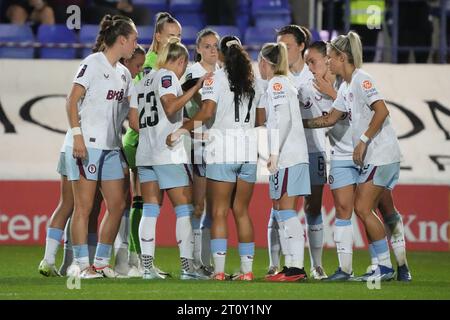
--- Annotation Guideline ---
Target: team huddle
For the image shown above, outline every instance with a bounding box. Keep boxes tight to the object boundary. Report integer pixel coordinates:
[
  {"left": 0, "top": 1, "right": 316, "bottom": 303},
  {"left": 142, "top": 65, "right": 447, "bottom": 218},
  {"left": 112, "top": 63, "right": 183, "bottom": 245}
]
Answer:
[{"left": 38, "top": 12, "right": 412, "bottom": 282}]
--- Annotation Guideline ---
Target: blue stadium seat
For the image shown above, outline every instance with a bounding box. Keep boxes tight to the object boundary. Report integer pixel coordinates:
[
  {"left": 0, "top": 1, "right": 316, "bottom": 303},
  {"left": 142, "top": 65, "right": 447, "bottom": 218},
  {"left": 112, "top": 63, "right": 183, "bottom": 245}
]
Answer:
[
  {"left": 252, "top": 0, "right": 291, "bottom": 29},
  {"left": 206, "top": 25, "right": 241, "bottom": 39},
  {"left": 254, "top": 14, "right": 291, "bottom": 29},
  {"left": 137, "top": 25, "right": 154, "bottom": 47},
  {"left": 176, "top": 12, "right": 205, "bottom": 28},
  {"left": 181, "top": 25, "right": 198, "bottom": 60},
  {"left": 170, "top": 0, "right": 202, "bottom": 12},
  {"left": 37, "top": 24, "right": 77, "bottom": 59},
  {"left": 133, "top": 0, "right": 168, "bottom": 12},
  {"left": 310, "top": 29, "right": 321, "bottom": 42},
  {"left": 0, "top": 24, "right": 34, "bottom": 59},
  {"left": 244, "top": 26, "right": 277, "bottom": 60},
  {"left": 251, "top": 0, "right": 290, "bottom": 14},
  {"left": 181, "top": 25, "right": 198, "bottom": 45},
  {"left": 236, "top": 13, "right": 250, "bottom": 32},
  {"left": 238, "top": 0, "right": 251, "bottom": 13},
  {"left": 79, "top": 24, "right": 99, "bottom": 58}
]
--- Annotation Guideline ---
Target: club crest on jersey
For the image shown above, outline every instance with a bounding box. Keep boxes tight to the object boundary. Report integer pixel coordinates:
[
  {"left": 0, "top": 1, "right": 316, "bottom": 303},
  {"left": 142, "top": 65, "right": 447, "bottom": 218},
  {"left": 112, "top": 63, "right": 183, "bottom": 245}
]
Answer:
[
  {"left": 161, "top": 75, "right": 172, "bottom": 88},
  {"left": 88, "top": 164, "right": 97, "bottom": 174},
  {"left": 303, "top": 100, "right": 312, "bottom": 109},
  {"left": 272, "top": 83, "right": 283, "bottom": 91},
  {"left": 106, "top": 89, "right": 124, "bottom": 101},
  {"left": 328, "top": 174, "right": 334, "bottom": 184},
  {"left": 77, "top": 64, "right": 87, "bottom": 78},
  {"left": 349, "top": 92, "right": 354, "bottom": 102},
  {"left": 121, "top": 74, "right": 126, "bottom": 82}
]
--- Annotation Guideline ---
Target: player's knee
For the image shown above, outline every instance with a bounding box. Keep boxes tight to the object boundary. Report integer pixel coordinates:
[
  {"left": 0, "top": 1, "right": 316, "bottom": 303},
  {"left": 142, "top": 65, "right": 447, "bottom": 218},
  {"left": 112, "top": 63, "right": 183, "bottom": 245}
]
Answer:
[
  {"left": 334, "top": 202, "right": 353, "bottom": 219},
  {"left": 353, "top": 201, "right": 370, "bottom": 219},
  {"left": 194, "top": 203, "right": 205, "bottom": 218}
]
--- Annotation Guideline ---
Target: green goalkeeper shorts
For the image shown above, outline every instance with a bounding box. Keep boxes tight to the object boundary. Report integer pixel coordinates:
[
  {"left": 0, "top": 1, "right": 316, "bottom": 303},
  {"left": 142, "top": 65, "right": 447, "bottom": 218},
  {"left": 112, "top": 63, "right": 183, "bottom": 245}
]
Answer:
[{"left": 122, "top": 127, "right": 139, "bottom": 169}]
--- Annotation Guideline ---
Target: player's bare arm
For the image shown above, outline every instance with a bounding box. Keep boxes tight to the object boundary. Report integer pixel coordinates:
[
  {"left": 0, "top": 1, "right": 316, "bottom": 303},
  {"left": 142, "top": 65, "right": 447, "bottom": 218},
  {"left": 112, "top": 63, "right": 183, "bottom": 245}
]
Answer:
[
  {"left": 161, "top": 73, "right": 211, "bottom": 117},
  {"left": 303, "top": 108, "right": 344, "bottom": 129},
  {"left": 66, "top": 83, "right": 87, "bottom": 160},
  {"left": 166, "top": 99, "right": 216, "bottom": 147},
  {"left": 353, "top": 100, "right": 389, "bottom": 166}
]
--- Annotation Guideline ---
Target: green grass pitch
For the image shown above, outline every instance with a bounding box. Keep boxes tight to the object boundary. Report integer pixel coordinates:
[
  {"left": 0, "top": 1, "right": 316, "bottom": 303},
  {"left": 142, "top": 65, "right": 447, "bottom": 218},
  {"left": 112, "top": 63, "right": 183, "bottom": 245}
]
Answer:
[{"left": 1, "top": 246, "right": 449, "bottom": 300}]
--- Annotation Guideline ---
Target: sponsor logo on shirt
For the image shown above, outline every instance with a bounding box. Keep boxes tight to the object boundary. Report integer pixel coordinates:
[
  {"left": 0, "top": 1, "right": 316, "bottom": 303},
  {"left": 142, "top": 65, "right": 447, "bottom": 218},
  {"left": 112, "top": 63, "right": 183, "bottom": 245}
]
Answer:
[
  {"left": 204, "top": 78, "right": 214, "bottom": 86},
  {"left": 272, "top": 83, "right": 283, "bottom": 91},
  {"left": 362, "top": 80, "right": 372, "bottom": 90},
  {"left": 362, "top": 80, "right": 379, "bottom": 99},
  {"left": 161, "top": 75, "right": 172, "bottom": 88},
  {"left": 186, "top": 73, "right": 192, "bottom": 80},
  {"left": 77, "top": 64, "right": 87, "bottom": 78},
  {"left": 106, "top": 89, "right": 124, "bottom": 101}
]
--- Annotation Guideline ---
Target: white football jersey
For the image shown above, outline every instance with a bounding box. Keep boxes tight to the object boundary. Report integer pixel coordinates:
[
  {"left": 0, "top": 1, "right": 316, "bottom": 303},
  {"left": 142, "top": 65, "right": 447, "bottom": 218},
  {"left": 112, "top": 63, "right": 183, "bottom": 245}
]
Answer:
[
  {"left": 298, "top": 77, "right": 328, "bottom": 153},
  {"left": 289, "top": 63, "right": 314, "bottom": 90},
  {"left": 60, "top": 130, "right": 72, "bottom": 152},
  {"left": 133, "top": 68, "right": 190, "bottom": 166},
  {"left": 327, "top": 82, "right": 353, "bottom": 160},
  {"left": 300, "top": 78, "right": 353, "bottom": 160},
  {"left": 255, "top": 78, "right": 268, "bottom": 111},
  {"left": 266, "top": 75, "right": 309, "bottom": 169},
  {"left": 333, "top": 69, "right": 402, "bottom": 166},
  {"left": 73, "top": 52, "right": 132, "bottom": 150},
  {"left": 201, "top": 68, "right": 260, "bottom": 164}
]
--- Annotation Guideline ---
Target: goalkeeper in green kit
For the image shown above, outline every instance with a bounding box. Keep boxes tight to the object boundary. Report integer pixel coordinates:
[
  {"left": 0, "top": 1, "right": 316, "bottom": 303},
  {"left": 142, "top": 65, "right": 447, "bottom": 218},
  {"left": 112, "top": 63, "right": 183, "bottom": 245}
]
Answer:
[{"left": 122, "top": 12, "right": 182, "bottom": 277}]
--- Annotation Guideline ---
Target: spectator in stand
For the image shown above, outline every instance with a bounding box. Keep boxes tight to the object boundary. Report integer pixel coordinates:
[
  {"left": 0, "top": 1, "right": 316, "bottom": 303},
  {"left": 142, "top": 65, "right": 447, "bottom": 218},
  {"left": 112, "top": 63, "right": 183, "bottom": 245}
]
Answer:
[{"left": 3, "top": 0, "right": 54, "bottom": 25}]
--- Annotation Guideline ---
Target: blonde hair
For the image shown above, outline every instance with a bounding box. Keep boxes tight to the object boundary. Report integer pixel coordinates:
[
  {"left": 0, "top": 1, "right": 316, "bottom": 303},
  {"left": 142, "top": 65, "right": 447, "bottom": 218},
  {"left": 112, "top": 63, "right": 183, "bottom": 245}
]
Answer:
[
  {"left": 328, "top": 31, "right": 363, "bottom": 68},
  {"left": 156, "top": 37, "right": 188, "bottom": 69},
  {"left": 260, "top": 42, "right": 289, "bottom": 76},
  {"left": 149, "top": 12, "right": 181, "bottom": 53}
]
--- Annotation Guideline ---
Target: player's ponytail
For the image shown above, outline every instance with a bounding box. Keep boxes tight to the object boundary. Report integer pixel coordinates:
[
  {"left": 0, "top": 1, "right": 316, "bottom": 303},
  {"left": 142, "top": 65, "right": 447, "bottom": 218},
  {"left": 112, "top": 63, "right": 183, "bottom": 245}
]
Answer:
[
  {"left": 156, "top": 37, "right": 188, "bottom": 69},
  {"left": 150, "top": 12, "right": 181, "bottom": 53},
  {"left": 93, "top": 14, "right": 136, "bottom": 53},
  {"left": 219, "top": 35, "right": 255, "bottom": 105},
  {"left": 260, "top": 42, "right": 289, "bottom": 76},
  {"left": 348, "top": 31, "right": 363, "bottom": 68},
  {"left": 329, "top": 31, "right": 363, "bottom": 68}
]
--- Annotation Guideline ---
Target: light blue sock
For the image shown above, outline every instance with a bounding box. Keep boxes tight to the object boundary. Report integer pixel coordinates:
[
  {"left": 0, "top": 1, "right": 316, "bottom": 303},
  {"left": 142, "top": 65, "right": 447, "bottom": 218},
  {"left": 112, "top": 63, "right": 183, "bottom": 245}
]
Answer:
[{"left": 372, "top": 238, "right": 392, "bottom": 268}]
